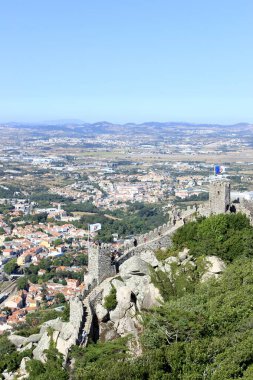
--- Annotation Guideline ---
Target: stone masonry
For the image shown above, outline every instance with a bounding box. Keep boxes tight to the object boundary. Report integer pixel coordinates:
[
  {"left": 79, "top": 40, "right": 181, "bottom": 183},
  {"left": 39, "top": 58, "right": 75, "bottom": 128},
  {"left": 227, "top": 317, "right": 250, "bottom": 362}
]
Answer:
[
  {"left": 83, "top": 180, "right": 241, "bottom": 301},
  {"left": 87, "top": 243, "right": 116, "bottom": 286},
  {"left": 209, "top": 180, "right": 231, "bottom": 215}
]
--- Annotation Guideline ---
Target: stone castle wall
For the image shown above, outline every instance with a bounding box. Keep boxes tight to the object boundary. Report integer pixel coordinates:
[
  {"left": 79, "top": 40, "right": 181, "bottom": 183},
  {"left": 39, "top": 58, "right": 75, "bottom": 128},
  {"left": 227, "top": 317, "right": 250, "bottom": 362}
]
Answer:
[
  {"left": 84, "top": 203, "right": 209, "bottom": 290},
  {"left": 236, "top": 199, "right": 253, "bottom": 225},
  {"left": 82, "top": 180, "right": 253, "bottom": 343}
]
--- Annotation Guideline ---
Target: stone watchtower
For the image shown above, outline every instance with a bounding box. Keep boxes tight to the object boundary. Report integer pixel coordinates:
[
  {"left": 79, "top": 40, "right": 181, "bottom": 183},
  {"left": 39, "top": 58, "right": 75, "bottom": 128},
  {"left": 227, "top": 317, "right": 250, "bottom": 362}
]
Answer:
[
  {"left": 87, "top": 243, "right": 115, "bottom": 285},
  {"left": 209, "top": 180, "right": 231, "bottom": 215}
]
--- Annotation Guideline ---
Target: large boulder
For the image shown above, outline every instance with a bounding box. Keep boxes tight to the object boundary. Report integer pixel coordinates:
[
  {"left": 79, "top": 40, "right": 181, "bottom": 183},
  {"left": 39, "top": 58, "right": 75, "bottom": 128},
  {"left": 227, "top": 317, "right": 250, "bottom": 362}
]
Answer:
[
  {"left": 2, "top": 371, "right": 15, "bottom": 380},
  {"left": 59, "top": 322, "right": 75, "bottom": 341},
  {"left": 110, "top": 286, "right": 132, "bottom": 322},
  {"left": 111, "top": 278, "right": 124, "bottom": 290},
  {"left": 27, "top": 333, "right": 42, "bottom": 343},
  {"left": 141, "top": 283, "right": 163, "bottom": 309},
  {"left": 204, "top": 256, "right": 226, "bottom": 273},
  {"left": 33, "top": 331, "right": 51, "bottom": 362},
  {"left": 138, "top": 250, "right": 159, "bottom": 267},
  {"left": 19, "top": 357, "right": 30, "bottom": 378},
  {"left": 40, "top": 318, "right": 63, "bottom": 334},
  {"left": 8, "top": 335, "right": 28, "bottom": 348},
  {"left": 201, "top": 256, "right": 226, "bottom": 282},
  {"left": 56, "top": 336, "right": 70, "bottom": 357},
  {"left": 178, "top": 248, "right": 189, "bottom": 262},
  {"left": 18, "top": 342, "right": 33, "bottom": 352},
  {"left": 123, "top": 273, "right": 148, "bottom": 295},
  {"left": 99, "top": 321, "right": 120, "bottom": 342},
  {"left": 119, "top": 256, "right": 149, "bottom": 280},
  {"left": 116, "top": 316, "right": 138, "bottom": 336},
  {"left": 116, "top": 285, "right": 132, "bottom": 305},
  {"left": 123, "top": 274, "right": 156, "bottom": 310},
  {"left": 95, "top": 303, "right": 108, "bottom": 322}
]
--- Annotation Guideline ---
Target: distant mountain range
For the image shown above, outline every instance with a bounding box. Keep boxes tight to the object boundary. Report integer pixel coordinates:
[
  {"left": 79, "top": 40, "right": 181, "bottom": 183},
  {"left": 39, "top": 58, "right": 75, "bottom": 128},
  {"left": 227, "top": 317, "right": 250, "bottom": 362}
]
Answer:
[
  {"left": 1, "top": 120, "right": 251, "bottom": 128},
  {"left": 1, "top": 120, "right": 252, "bottom": 138}
]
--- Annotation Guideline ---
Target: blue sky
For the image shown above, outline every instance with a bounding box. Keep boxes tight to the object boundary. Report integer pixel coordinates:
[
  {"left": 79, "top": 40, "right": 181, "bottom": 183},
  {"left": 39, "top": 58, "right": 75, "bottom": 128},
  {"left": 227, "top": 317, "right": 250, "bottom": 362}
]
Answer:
[{"left": 0, "top": 0, "right": 252, "bottom": 124}]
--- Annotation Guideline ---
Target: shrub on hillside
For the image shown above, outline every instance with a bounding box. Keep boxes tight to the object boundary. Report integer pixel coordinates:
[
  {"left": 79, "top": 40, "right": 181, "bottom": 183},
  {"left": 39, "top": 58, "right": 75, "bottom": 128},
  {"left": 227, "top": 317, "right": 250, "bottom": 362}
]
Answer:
[{"left": 103, "top": 286, "right": 117, "bottom": 311}]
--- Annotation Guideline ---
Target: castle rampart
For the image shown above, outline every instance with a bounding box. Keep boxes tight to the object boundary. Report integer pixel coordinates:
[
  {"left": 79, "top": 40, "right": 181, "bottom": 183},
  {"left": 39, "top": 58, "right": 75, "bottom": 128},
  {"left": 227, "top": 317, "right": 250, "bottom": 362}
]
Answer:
[
  {"left": 81, "top": 180, "right": 253, "bottom": 342},
  {"left": 83, "top": 180, "right": 237, "bottom": 297},
  {"left": 84, "top": 204, "right": 202, "bottom": 291}
]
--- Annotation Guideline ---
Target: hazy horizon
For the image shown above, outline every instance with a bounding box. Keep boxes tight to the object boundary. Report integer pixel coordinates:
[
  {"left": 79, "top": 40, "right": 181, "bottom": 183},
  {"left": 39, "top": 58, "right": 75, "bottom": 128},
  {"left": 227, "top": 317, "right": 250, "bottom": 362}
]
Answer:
[{"left": 0, "top": 119, "right": 252, "bottom": 126}]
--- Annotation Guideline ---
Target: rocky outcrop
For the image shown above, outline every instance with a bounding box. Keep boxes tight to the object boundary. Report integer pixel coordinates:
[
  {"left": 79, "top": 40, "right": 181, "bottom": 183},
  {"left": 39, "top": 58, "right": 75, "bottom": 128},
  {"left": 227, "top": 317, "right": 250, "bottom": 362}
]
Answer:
[
  {"left": 95, "top": 303, "right": 108, "bottom": 322},
  {"left": 32, "top": 297, "right": 84, "bottom": 360},
  {"left": 111, "top": 278, "right": 124, "bottom": 290},
  {"left": 201, "top": 255, "right": 226, "bottom": 281},
  {"left": 8, "top": 334, "right": 29, "bottom": 348},
  {"left": 19, "top": 357, "right": 30, "bottom": 379},
  {"left": 3, "top": 357, "right": 31, "bottom": 380},
  {"left": 33, "top": 331, "right": 51, "bottom": 362},
  {"left": 137, "top": 249, "right": 159, "bottom": 267},
  {"left": 157, "top": 248, "right": 226, "bottom": 284},
  {"left": 57, "top": 297, "right": 84, "bottom": 357},
  {"left": 10, "top": 247, "right": 226, "bottom": 366},
  {"left": 89, "top": 252, "right": 163, "bottom": 342},
  {"left": 116, "top": 315, "right": 139, "bottom": 336},
  {"left": 110, "top": 286, "right": 132, "bottom": 322},
  {"left": 120, "top": 256, "right": 149, "bottom": 280},
  {"left": 27, "top": 333, "right": 42, "bottom": 343},
  {"left": 8, "top": 297, "right": 84, "bottom": 363},
  {"left": 141, "top": 283, "right": 163, "bottom": 309},
  {"left": 40, "top": 318, "right": 63, "bottom": 334},
  {"left": 99, "top": 321, "right": 120, "bottom": 342},
  {"left": 178, "top": 248, "right": 190, "bottom": 262}
]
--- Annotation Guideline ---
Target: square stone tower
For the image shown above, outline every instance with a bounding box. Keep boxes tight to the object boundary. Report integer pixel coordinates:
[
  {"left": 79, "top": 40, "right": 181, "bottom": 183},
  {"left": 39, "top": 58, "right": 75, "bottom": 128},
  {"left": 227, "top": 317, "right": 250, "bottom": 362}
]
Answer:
[
  {"left": 88, "top": 243, "right": 115, "bottom": 285},
  {"left": 209, "top": 180, "right": 231, "bottom": 215}
]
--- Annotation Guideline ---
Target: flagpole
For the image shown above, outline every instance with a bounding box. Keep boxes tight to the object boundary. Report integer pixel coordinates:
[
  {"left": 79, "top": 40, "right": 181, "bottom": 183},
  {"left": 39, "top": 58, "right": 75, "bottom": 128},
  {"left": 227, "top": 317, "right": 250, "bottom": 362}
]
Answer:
[{"left": 88, "top": 223, "right": 90, "bottom": 258}]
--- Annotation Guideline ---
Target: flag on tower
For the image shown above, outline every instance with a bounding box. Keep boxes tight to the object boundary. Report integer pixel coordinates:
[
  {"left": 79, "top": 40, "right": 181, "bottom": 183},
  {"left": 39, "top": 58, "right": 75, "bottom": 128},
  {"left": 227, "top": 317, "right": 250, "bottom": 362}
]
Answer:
[
  {"left": 89, "top": 223, "right": 102, "bottom": 233},
  {"left": 214, "top": 165, "right": 225, "bottom": 175}
]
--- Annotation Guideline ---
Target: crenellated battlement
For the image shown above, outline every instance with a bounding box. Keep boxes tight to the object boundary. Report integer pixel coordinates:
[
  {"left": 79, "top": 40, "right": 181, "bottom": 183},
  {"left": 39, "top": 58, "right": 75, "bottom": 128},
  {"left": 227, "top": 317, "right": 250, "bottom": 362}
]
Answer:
[
  {"left": 209, "top": 180, "right": 230, "bottom": 214},
  {"left": 81, "top": 181, "right": 253, "bottom": 343},
  {"left": 85, "top": 243, "right": 116, "bottom": 288},
  {"left": 84, "top": 180, "right": 253, "bottom": 293},
  {"left": 83, "top": 203, "right": 204, "bottom": 290}
]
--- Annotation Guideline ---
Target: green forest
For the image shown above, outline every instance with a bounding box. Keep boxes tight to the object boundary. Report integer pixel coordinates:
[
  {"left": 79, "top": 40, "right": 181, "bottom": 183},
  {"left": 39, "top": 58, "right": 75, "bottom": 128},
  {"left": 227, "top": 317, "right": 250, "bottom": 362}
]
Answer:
[{"left": 70, "top": 201, "right": 169, "bottom": 242}]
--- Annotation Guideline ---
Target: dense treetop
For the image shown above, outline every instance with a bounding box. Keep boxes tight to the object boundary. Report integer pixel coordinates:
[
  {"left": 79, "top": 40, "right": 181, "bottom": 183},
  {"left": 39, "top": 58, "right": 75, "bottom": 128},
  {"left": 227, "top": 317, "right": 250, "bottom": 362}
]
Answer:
[{"left": 170, "top": 212, "right": 253, "bottom": 262}]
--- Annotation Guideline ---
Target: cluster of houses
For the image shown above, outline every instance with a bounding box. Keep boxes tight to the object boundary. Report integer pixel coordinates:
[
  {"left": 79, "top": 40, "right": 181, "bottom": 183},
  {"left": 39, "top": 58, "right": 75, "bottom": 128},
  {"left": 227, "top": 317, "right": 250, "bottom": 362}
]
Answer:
[
  {"left": 0, "top": 219, "right": 87, "bottom": 268},
  {"left": 0, "top": 212, "right": 89, "bottom": 333},
  {"left": 0, "top": 276, "right": 84, "bottom": 331}
]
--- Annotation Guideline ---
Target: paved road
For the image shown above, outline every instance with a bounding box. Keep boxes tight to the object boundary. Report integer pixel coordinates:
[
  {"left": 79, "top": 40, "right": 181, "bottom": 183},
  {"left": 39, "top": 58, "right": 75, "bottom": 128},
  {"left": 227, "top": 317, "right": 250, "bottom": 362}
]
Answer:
[{"left": 0, "top": 279, "right": 17, "bottom": 304}]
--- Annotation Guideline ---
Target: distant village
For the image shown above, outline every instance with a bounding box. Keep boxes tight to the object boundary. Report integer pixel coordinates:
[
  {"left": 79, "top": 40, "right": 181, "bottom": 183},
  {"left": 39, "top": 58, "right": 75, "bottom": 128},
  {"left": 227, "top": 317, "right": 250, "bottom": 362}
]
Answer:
[{"left": 0, "top": 205, "right": 88, "bottom": 330}]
